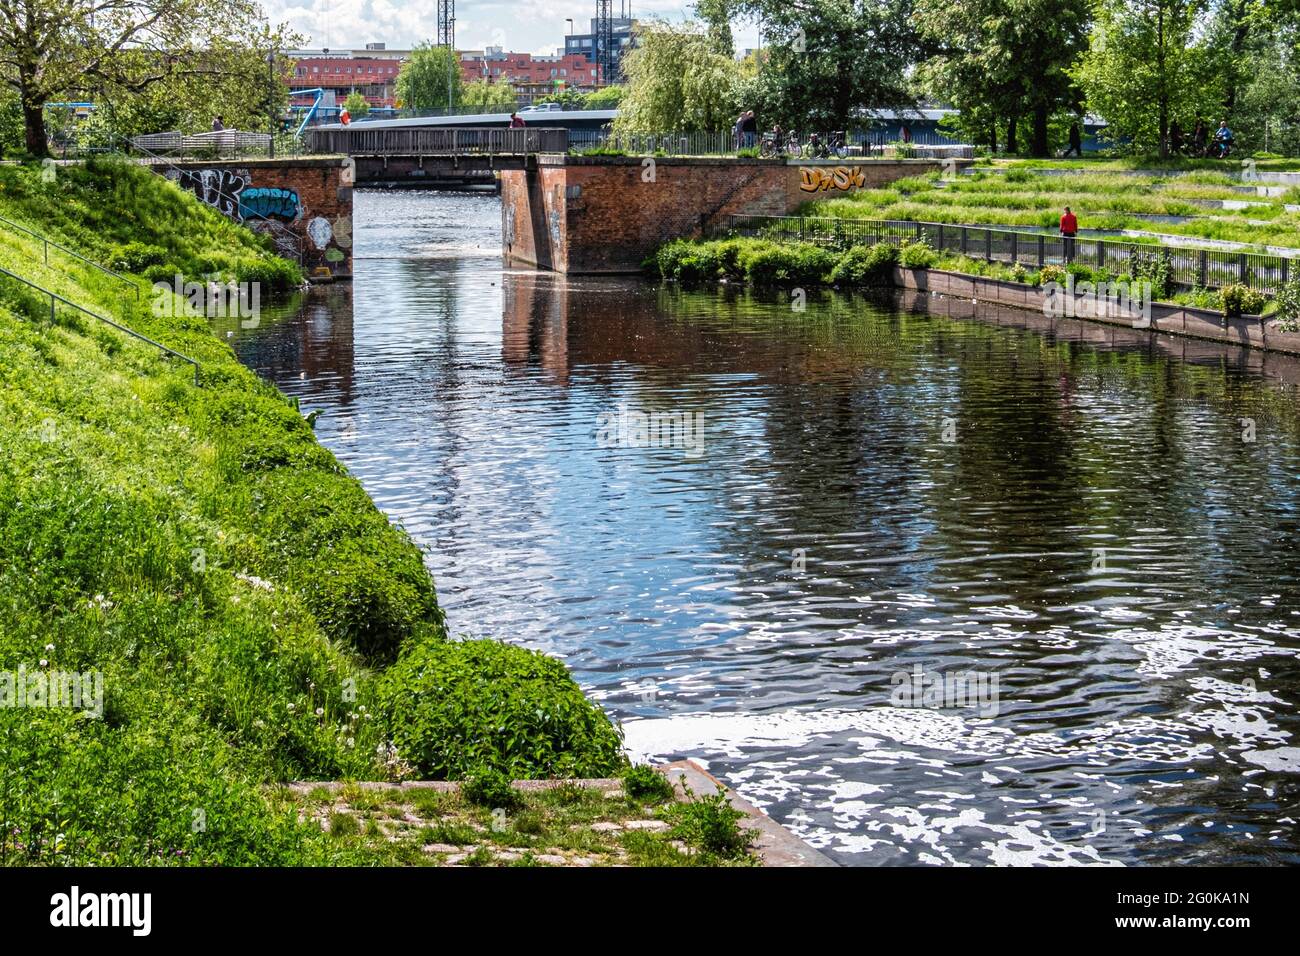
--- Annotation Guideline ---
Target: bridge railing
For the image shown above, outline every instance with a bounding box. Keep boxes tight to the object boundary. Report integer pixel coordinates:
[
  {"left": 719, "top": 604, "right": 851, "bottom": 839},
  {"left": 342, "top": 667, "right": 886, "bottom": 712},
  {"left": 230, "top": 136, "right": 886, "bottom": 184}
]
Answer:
[{"left": 306, "top": 127, "right": 569, "bottom": 156}]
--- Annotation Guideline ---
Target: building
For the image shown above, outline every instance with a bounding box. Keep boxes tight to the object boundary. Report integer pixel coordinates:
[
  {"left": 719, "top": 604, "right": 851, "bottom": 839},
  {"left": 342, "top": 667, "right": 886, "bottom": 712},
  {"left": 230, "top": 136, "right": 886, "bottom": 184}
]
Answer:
[
  {"left": 289, "top": 49, "right": 406, "bottom": 109},
  {"left": 564, "top": 17, "right": 635, "bottom": 84},
  {"left": 459, "top": 48, "right": 598, "bottom": 105}
]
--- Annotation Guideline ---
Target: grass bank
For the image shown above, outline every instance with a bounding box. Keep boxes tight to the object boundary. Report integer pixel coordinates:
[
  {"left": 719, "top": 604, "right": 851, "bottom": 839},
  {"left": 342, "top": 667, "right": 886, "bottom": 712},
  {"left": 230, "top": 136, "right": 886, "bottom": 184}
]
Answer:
[
  {"left": 806, "top": 160, "right": 1300, "bottom": 252},
  {"left": 0, "top": 158, "right": 624, "bottom": 866}
]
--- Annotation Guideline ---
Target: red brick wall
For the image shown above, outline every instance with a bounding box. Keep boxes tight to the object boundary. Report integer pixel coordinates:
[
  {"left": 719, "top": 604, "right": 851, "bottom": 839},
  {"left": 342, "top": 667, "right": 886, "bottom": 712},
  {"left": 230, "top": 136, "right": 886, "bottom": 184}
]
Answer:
[
  {"left": 166, "top": 158, "right": 354, "bottom": 281},
  {"left": 502, "top": 156, "right": 961, "bottom": 274}
]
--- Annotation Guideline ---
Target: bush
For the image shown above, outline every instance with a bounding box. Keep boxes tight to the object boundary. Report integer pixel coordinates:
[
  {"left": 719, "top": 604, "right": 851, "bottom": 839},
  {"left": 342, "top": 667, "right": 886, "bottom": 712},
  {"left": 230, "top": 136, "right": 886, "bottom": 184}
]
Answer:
[
  {"left": 1221, "top": 282, "right": 1267, "bottom": 317},
  {"left": 234, "top": 256, "right": 303, "bottom": 293},
  {"left": 829, "top": 242, "right": 897, "bottom": 285},
  {"left": 112, "top": 242, "right": 170, "bottom": 272},
  {"left": 662, "top": 780, "right": 756, "bottom": 862},
  {"left": 1037, "top": 264, "right": 1067, "bottom": 286},
  {"left": 462, "top": 766, "right": 523, "bottom": 810},
  {"left": 898, "top": 236, "right": 937, "bottom": 269},
  {"left": 736, "top": 241, "right": 834, "bottom": 286},
  {"left": 375, "top": 639, "right": 626, "bottom": 779},
  {"left": 1274, "top": 273, "right": 1300, "bottom": 331},
  {"left": 623, "top": 764, "right": 674, "bottom": 803}
]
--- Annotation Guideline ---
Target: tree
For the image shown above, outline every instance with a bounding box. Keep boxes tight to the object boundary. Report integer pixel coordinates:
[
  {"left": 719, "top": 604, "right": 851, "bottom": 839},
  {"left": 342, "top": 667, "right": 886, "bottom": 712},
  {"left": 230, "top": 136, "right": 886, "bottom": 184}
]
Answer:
[
  {"left": 395, "top": 43, "right": 462, "bottom": 112},
  {"left": 1073, "top": 0, "right": 1220, "bottom": 156},
  {"left": 343, "top": 91, "right": 371, "bottom": 118},
  {"left": 914, "top": 0, "right": 1090, "bottom": 157},
  {"left": 614, "top": 20, "right": 746, "bottom": 132},
  {"left": 734, "top": 0, "right": 917, "bottom": 131},
  {"left": 460, "top": 80, "right": 518, "bottom": 112},
  {"left": 0, "top": 0, "right": 294, "bottom": 157}
]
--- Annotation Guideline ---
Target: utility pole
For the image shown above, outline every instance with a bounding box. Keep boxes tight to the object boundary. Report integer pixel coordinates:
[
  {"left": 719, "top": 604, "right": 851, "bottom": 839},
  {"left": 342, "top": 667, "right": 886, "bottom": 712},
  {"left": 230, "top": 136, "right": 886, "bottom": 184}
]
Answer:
[{"left": 437, "top": 0, "right": 455, "bottom": 109}]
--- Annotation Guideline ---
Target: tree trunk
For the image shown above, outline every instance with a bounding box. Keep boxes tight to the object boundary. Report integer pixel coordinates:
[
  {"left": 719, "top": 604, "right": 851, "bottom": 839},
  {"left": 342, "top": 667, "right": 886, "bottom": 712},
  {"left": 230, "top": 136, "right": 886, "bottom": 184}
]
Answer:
[
  {"left": 21, "top": 92, "right": 48, "bottom": 158},
  {"left": 1007, "top": 115, "right": 1019, "bottom": 155},
  {"left": 988, "top": 123, "right": 998, "bottom": 154},
  {"left": 1031, "top": 103, "right": 1050, "bottom": 158}
]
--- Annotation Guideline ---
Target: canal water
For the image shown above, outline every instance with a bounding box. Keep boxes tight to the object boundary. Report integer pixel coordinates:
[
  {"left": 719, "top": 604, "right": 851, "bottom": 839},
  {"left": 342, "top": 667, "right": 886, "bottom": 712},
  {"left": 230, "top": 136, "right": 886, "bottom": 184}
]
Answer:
[{"left": 222, "top": 190, "right": 1300, "bottom": 866}]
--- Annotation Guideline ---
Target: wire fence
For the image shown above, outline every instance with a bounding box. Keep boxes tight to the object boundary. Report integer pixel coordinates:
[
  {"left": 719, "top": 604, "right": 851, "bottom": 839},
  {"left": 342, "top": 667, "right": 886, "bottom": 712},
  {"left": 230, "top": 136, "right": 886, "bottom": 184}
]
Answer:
[{"left": 722, "top": 215, "right": 1293, "bottom": 294}]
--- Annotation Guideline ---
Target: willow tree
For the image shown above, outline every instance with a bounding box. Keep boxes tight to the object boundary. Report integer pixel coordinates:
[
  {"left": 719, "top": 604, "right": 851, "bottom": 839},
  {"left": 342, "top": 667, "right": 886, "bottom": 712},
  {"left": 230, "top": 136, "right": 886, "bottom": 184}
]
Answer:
[
  {"left": 395, "top": 43, "right": 463, "bottom": 112},
  {"left": 0, "top": 0, "right": 294, "bottom": 157},
  {"left": 613, "top": 20, "right": 747, "bottom": 133}
]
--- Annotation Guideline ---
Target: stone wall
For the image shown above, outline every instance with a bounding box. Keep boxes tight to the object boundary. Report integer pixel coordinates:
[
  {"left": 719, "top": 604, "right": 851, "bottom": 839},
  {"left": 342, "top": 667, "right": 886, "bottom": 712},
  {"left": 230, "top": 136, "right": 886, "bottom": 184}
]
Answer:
[
  {"left": 165, "top": 157, "right": 354, "bottom": 281},
  {"left": 502, "top": 156, "right": 962, "bottom": 274}
]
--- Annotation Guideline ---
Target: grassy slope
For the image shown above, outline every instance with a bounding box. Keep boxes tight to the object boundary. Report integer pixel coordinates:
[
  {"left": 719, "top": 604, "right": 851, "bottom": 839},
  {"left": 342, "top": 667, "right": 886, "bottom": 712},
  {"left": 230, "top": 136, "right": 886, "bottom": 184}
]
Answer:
[
  {"left": 0, "top": 160, "right": 594, "bottom": 865},
  {"left": 806, "top": 161, "right": 1300, "bottom": 251}
]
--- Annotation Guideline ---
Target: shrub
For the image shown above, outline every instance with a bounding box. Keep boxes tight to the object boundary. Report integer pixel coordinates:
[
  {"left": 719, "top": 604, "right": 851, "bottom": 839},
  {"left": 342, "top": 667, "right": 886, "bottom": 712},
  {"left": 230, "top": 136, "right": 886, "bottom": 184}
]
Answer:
[
  {"left": 829, "top": 242, "right": 897, "bottom": 285},
  {"left": 737, "top": 241, "right": 834, "bottom": 286},
  {"left": 1010, "top": 263, "right": 1029, "bottom": 283},
  {"left": 1274, "top": 273, "right": 1300, "bottom": 331},
  {"left": 1221, "top": 283, "right": 1267, "bottom": 317},
  {"left": 462, "top": 766, "right": 523, "bottom": 810},
  {"left": 234, "top": 256, "right": 303, "bottom": 293},
  {"left": 375, "top": 638, "right": 626, "bottom": 779},
  {"left": 623, "top": 764, "right": 674, "bottom": 803},
  {"left": 898, "top": 236, "right": 938, "bottom": 269},
  {"left": 662, "top": 780, "right": 756, "bottom": 861},
  {"left": 112, "top": 242, "right": 170, "bottom": 272},
  {"left": 1038, "top": 264, "right": 1067, "bottom": 286}
]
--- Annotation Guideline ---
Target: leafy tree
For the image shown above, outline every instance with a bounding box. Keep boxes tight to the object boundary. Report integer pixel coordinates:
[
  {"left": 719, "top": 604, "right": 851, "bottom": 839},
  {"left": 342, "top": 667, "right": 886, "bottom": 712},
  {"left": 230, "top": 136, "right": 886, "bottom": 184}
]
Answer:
[
  {"left": 1073, "top": 0, "right": 1220, "bottom": 156},
  {"left": 614, "top": 20, "right": 746, "bottom": 133},
  {"left": 914, "top": 0, "right": 1090, "bottom": 157},
  {"left": 582, "top": 85, "right": 626, "bottom": 109},
  {"left": 460, "top": 80, "right": 517, "bottom": 112},
  {"left": 343, "top": 91, "right": 371, "bottom": 118},
  {"left": 0, "top": 0, "right": 295, "bottom": 157},
  {"left": 395, "top": 43, "right": 462, "bottom": 111},
  {"left": 734, "top": 0, "right": 917, "bottom": 131},
  {"left": 1220, "top": 19, "right": 1300, "bottom": 152}
]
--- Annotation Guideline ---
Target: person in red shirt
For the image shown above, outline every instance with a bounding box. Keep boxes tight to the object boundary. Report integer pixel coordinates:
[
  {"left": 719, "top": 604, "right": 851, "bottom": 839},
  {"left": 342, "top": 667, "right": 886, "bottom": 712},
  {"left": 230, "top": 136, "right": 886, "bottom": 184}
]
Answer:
[{"left": 1060, "top": 206, "right": 1078, "bottom": 260}]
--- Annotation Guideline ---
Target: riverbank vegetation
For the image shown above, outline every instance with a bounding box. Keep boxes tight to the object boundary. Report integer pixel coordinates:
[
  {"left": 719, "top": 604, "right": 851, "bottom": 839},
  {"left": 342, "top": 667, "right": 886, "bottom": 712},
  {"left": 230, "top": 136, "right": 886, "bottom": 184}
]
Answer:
[
  {"left": 806, "top": 163, "right": 1300, "bottom": 253},
  {"left": 0, "top": 158, "right": 624, "bottom": 865}
]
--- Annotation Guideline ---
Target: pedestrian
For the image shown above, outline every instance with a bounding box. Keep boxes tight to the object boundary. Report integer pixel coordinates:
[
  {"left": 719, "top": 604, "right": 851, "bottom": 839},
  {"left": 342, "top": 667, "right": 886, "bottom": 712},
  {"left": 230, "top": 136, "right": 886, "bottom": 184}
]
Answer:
[
  {"left": 509, "top": 112, "right": 526, "bottom": 129},
  {"left": 1169, "top": 119, "right": 1184, "bottom": 156},
  {"left": 900, "top": 123, "right": 912, "bottom": 144},
  {"left": 1060, "top": 205, "right": 1078, "bottom": 261},
  {"left": 734, "top": 111, "right": 746, "bottom": 151},
  {"left": 741, "top": 110, "right": 758, "bottom": 149},
  {"left": 211, "top": 115, "right": 224, "bottom": 132},
  {"left": 1065, "top": 120, "right": 1082, "bottom": 157},
  {"left": 339, "top": 107, "right": 351, "bottom": 126},
  {"left": 1192, "top": 117, "right": 1207, "bottom": 157}
]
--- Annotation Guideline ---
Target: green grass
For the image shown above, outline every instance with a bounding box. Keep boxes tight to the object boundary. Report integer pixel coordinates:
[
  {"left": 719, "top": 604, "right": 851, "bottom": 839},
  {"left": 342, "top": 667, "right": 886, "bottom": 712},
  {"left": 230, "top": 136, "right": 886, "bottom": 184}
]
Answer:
[
  {"left": 804, "top": 159, "right": 1300, "bottom": 252},
  {"left": 0, "top": 158, "right": 623, "bottom": 865}
]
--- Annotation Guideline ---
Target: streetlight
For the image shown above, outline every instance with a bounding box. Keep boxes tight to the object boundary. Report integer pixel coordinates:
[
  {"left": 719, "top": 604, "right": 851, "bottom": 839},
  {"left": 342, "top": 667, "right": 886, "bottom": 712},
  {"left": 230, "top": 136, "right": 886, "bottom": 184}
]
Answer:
[{"left": 566, "top": 18, "right": 574, "bottom": 35}]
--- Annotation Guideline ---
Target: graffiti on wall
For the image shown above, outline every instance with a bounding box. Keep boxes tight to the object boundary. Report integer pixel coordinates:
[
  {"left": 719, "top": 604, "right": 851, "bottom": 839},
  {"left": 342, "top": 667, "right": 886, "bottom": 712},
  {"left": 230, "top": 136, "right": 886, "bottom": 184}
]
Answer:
[
  {"left": 171, "top": 168, "right": 250, "bottom": 218},
  {"left": 799, "top": 166, "right": 868, "bottom": 193},
  {"left": 239, "top": 186, "right": 301, "bottom": 222}
]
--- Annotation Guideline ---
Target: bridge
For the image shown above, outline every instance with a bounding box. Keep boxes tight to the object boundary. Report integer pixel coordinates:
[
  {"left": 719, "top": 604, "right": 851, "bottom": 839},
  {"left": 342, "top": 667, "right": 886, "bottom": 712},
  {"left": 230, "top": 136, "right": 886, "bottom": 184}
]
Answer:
[{"left": 305, "top": 126, "right": 571, "bottom": 187}]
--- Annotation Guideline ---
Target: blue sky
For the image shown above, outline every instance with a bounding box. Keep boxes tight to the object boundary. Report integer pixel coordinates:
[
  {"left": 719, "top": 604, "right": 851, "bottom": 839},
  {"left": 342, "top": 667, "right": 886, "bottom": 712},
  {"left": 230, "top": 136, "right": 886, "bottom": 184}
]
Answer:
[{"left": 262, "top": 0, "right": 762, "bottom": 56}]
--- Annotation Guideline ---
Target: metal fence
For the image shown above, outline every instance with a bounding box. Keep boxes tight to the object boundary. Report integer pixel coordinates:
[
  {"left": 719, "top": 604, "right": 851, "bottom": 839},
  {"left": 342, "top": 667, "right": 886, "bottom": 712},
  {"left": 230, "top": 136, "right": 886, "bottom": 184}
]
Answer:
[
  {"left": 723, "top": 215, "right": 1292, "bottom": 294},
  {"left": 306, "top": 126, "right": 569, "bottom": 156},
  {"left": 569, "top": 129, "right": 974, "bottom": 159},
  {"left": 129, "top": 130, "right": 274, "bottom": 160}
]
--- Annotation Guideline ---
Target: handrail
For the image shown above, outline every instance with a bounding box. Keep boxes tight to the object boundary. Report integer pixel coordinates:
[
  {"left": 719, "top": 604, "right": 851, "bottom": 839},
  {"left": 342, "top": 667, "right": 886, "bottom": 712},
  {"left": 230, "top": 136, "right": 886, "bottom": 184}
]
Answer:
[
  {"left": 0, "top": 213, "right": 140, "bottom": 299},
  {"left": 0, "top": 264, "right": 200, "bottom": 386}
]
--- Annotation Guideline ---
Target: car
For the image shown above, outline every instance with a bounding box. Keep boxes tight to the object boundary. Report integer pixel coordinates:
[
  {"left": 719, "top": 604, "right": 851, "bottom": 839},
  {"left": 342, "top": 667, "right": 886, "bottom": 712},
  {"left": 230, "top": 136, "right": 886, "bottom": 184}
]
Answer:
[{"left": 521, "top": 102, "right": 563, "bottom": 113}]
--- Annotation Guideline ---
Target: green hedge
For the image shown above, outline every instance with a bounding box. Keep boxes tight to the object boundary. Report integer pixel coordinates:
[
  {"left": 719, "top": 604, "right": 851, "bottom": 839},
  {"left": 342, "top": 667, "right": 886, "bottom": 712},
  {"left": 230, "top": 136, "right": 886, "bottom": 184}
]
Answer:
[{"left": 376, "top": 639, "right": 626, "bottom": 780}]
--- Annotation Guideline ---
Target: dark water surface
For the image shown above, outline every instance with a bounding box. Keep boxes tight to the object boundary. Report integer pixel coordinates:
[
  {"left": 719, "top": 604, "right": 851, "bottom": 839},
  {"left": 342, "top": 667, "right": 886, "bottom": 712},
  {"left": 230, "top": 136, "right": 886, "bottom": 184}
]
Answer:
[{"left": 223, "top": 190, "right": 1300, "bottom": 866}]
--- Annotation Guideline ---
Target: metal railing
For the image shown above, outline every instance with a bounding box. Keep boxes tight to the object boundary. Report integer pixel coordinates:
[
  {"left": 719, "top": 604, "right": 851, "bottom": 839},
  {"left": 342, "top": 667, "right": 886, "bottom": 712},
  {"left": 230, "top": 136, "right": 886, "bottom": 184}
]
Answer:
[
  {"left": 306, "top": 126, "right": 569, "bottom": 156},
  {"left": 0, "top": 265, "right": 200, "bottom": 386},
  {"left": 723, "top": 215, "right": 1293, "bottom": 294},
  {"left": 568, "top": 129, "right": 975, "bottom": 160},
  {"left": 0, "top": 214, "right": 140, "bottom": 299},
  {"left": 130, "top": 130, "right": 275, "bottom": 160}
]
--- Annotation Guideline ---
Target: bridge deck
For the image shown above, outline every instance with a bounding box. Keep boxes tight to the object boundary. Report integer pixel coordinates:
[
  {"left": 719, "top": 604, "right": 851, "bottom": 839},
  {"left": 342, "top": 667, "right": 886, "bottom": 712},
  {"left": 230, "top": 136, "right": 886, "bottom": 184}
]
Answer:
[{"left": 306, "top": 127, "right": 568, "bottom": 158}]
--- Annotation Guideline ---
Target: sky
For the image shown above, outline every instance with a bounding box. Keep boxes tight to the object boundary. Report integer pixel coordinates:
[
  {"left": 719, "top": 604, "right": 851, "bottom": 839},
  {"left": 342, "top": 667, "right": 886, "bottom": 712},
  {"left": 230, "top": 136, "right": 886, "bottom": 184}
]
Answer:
[{"left": 261, "top": 0, "right": 761, "bottom": 56}]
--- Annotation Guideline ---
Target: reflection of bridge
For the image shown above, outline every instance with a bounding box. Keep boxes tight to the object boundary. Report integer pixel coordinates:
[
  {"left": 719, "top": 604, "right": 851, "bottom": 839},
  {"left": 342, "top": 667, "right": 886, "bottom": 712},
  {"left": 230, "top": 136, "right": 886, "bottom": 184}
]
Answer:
[{"left": 305, "top": 126, "right": 570, "bottom": 187}]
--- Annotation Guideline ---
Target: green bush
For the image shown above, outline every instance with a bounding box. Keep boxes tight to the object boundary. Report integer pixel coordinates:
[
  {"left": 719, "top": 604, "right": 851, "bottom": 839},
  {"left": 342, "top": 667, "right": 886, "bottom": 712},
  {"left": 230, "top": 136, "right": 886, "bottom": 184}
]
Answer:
[
  {"left": 624, "top": 764, "right": 675, "bottom": 803},
  {"left": 1274, "top": 273, "right": 1300, "bottom": 331},
  {"left": 1038, "top": 264, "right": 1067, "bottom": 286},
  {"left": 462, "top": 766, "right": 523, "bottom": 810},
  {"left": 112, "top": 242, "right": 170, "bottom": 272},
  {"left": 898, "top": 236, "right": 938, "bottom": 269},
  {"left": 375, "top": 639, "right": 626, "bottom": 779},
  {"left": 662, "top": 781, "right": 756, "bottom": 862},
  {"left": 1221, "top": 282, "right": 1267, "bottom": 317},
  {"left": 829, "top": 242, "right": 898, "bottom": 285}
]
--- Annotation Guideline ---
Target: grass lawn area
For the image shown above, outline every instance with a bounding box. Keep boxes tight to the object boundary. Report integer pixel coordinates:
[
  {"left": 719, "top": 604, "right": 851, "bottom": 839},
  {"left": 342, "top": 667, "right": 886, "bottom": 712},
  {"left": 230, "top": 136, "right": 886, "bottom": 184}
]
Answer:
[
  {"left": 806, "top": 159, "right": 1300, "bottom": 252},
  {"left": 277, "top": 776, "right": 760, "bottom": 867}
]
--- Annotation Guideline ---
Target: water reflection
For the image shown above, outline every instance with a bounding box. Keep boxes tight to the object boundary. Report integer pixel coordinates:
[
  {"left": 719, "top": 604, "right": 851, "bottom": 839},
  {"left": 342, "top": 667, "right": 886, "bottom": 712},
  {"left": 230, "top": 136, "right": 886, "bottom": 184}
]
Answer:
[{"left": 221, "top": 191, "right": 1300, "bottom": 866}]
